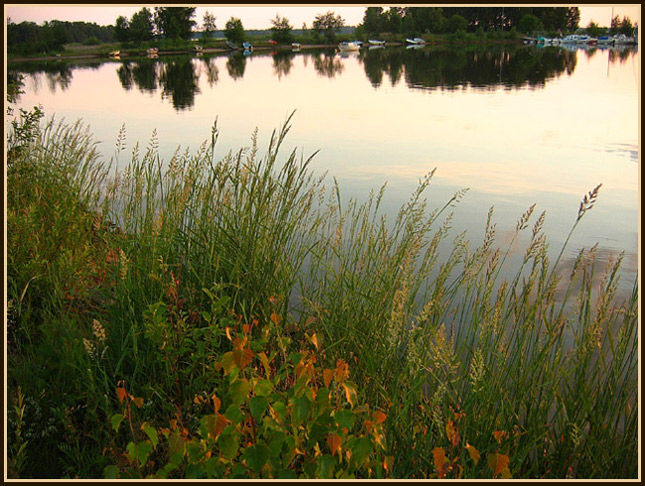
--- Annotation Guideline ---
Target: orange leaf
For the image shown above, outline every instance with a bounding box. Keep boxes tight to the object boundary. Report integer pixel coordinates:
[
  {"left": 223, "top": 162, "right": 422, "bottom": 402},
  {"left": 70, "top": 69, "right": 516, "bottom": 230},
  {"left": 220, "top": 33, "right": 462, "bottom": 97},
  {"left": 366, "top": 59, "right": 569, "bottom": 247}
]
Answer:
[
  {"left": 446, "top": 420, "right": 460, "bottom": 448},
  {"left": 116, "top": 387, "right": 126, "bottom": 404},
  {"left": 373, "top": 410, "right": 387, "bottom": 424},
  {"left": 493, "top": 430, "right": 508, "bottom": 445},
  {"left": 270, "top": 312, "right": 283, "bottom": 325},
  {"left": 323, "top": 369, "right": 334, "bottom": 388},
  {"left": 211, "top": 394, "right": 221, "bottom": 414},
  {"left": 132, "top": 397, "right": 144, "bottom": 408},
  {"left": 465, "top": 443, "right": 480, "bottom": 465},
  {"left": 383, "top": 455, "right": 394, "bottom": 472},
  {"left": 233, "top": 347, "right": 254, "bottom": 370},
  {"left": 327, "top": 433, "right": 342, "bottom": 457},
  {"left": 433, "top": 447, "right": 447, "bottom": 478},
  {"left": 487, "top": 453, "right": 510, "bottom": 477},
  {"left": 214, "top": 413, "right": 229, "bottom": 438},
  {"left": 335, "top": 359, "right": 349, "bottom": 383},
  {"left": 225, "top": 327, "right": 233, "bottom": 341}
]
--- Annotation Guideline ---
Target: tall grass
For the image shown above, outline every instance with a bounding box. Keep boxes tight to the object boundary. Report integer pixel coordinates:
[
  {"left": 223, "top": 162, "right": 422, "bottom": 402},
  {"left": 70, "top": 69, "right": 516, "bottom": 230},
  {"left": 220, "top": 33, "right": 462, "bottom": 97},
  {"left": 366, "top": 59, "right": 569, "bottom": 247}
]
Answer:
[{"left": 7, "top": 114, "right": 638, "bottom": 478}]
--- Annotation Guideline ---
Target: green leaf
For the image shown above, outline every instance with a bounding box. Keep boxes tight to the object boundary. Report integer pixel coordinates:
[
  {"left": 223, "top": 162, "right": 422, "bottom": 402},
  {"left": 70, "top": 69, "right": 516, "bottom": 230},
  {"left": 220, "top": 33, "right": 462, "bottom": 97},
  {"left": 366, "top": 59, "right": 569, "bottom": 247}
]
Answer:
[
  {"left": 225, "top": 403, "right": 245, "bottom": 424},
  {"left": 250, "top": 395, "right": 268, "bottom": 420},
  {"left": 316, "top": 454, "right": 336, "bottom": 479},
  {"left": 334, "top": 409, "right": 356, "bottom": 430},
  {"left": 291, "top": 395, "right": 312, "bottom": 425},
  {"left": 110, "top": 413, "right": 124, "bottom": 432},
  {"left": 242, "top": 443, "right": 271, "bottom": 473},
  {"left": 218, "top": 431, "right": 240, "bottom": 459},
  {"left": 141, "top": 423, "right": 159, "bottom": 448},
  {"left": 168, "top": 431, "right": 186, "bottom": 465},
  {"left": 137, "top": 441, "right": 154, "bottom": 466},
  {"left": 104, "top": 465, "right": 119, "bottom": 479},
  {"left": 278, "top": 468, "right": 298, "bottom": 479},
  {"left": 272, "top": 401, "right": 287, "bottom": 420},
  {"left": 255, "top": 379, "right": 273, "bottom": 397},
  {"left": 350, "top": 436, "right": 373, "bottom": 465},
  {"left": 229, "top": 377, "right": 251, "bottom": 405}
]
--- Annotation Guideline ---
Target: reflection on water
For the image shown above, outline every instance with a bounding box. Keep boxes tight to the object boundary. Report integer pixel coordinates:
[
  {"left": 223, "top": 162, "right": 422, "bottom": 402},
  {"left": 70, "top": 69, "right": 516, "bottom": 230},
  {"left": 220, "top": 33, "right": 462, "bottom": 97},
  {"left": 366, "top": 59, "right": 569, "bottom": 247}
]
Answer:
[{"left": 9, "top": 44, "right": 639, "bottom": 299}]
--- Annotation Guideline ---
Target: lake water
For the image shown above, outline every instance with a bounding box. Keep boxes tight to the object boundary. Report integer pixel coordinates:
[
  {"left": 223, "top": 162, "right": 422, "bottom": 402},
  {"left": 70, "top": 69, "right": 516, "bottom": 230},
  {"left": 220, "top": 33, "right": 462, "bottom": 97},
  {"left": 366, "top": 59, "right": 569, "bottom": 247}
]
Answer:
[{"left": 9, "top": 44, "right": 640, "bottom": 299}]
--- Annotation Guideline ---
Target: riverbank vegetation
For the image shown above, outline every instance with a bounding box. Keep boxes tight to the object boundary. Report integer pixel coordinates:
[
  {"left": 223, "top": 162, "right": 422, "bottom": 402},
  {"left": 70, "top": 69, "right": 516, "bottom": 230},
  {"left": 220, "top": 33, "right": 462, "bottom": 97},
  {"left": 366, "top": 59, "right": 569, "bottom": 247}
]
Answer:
[{"left": 6, "top": 95, "right": 638, "bottom": 478}]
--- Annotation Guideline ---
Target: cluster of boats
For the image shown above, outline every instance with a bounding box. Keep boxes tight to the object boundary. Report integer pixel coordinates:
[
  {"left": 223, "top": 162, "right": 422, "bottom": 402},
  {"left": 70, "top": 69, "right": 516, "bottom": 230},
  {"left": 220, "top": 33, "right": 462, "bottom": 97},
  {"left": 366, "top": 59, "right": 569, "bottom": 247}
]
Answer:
[
  {"left": 532, "top": 33, "right": 637, "bottom": 47},
  {"left": 338, "top": 37, "right": 426, "bottom": 52}
]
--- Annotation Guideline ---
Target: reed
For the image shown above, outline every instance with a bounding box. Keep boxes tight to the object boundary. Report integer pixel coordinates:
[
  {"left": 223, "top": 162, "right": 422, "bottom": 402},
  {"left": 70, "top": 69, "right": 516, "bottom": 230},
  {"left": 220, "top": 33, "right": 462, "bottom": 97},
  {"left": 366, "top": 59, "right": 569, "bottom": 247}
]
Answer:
[{"left": 7, "top": 115, "right": 638, "bottom": 478}]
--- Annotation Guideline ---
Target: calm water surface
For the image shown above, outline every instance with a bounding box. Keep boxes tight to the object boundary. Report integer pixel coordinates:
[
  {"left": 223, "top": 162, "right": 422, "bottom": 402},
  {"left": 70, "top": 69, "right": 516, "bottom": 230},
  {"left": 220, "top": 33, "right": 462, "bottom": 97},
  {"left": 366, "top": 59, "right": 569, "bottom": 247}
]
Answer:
[{"left": 10, "top": 44, "right": 640, "bottom": 298}]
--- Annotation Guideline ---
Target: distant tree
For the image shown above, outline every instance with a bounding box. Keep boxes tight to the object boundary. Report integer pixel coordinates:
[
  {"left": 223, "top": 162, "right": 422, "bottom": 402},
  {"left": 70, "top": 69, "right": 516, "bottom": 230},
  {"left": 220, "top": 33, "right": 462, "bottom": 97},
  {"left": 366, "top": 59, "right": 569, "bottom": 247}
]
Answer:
[
  {"left": 202, "top": 11, "right": 217, "bottom": 38},
  {"left": 446, "top": 14, "right": 468, "bottom": 34},
  {"left": 129, "top": 7, "right": 154, "bottom": 43},
  {"left": 115, "top": 15, "right": 130, "bottom": 42},
  {"left": 224, "top": 17, "right": 245, "bottom": 44},
  {"left": 154, "top": 7, "right": 196, "bottom": 40},
  {"left": 270, "top": 14, "right": 294, "bottom": 44},
  {"left": 586, "top": 21, "right": 604, "bottom": 38},
  {"left": 362, "top": 7, "right": 385, "bottom": 35},
  {"left": 518, "top": 14, "right": 540, "bottom": 34},
  {"left": 566, "top": 7, "right": 580, "bottom": 31},
  {"left": 313, "top": 11, "right": 344, "bottom": 43},
  {"left": 614, "top": 16, "right": 635, "bottom": 36}
]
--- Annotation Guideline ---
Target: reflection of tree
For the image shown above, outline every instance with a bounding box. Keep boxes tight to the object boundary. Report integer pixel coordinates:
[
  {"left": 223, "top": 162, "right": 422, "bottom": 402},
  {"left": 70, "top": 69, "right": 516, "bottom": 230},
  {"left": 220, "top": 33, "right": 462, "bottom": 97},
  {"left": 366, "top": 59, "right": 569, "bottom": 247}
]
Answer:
[
  {"left": 226, "top": 53, "right": 247, "bottom": 80},
  {"left": 608, "top": 47, "right": 636, "bottom": 65},
  {"left": 44, "top": 64, "right": 73, "bottom": 92},
  {"left": 159, "top": 58, "right": 200, "bottom": 110},
  {"left": 359, "top": 46, "right": 579, "bottom": 92},
  {"left": 201, "top": 57, "right": 219, "bottom": 87},
  {"left": 272, "top": 51, "right": 295, "bottom": 79},
  {"left": 117, "top": 63, "right": 133, "bottom": 91},
  {"left": 312, "top": 52, "right": 344, "bottom": 78},
  {"left": 131, "top": 60, "right": 158, "bottom": 92}
]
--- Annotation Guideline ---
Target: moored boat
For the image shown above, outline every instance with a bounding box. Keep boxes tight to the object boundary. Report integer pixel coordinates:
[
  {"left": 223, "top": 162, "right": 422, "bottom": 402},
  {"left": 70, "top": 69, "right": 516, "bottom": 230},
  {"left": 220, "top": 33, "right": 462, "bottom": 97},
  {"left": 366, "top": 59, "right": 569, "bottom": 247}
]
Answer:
[
  {"left": 242, "top": 41, "right": 253, "bottom": 51},
  {"left": 108, "top": 50, "right": 120, "bottom": 58},
  {"left": 406, "top": 37, "right": 426, "bottom": 45},
  {"left": 368, "top": 39, "right": 385, "bottom": 46},
  {"left": 338, "top": 41, "right": 360, "bottom": 51}
]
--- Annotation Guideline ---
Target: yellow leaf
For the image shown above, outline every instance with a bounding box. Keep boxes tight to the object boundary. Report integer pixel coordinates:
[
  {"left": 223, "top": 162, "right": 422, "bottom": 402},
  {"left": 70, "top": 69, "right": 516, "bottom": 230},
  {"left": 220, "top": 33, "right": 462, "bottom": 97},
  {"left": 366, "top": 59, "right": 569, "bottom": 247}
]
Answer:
[
  {"left": 270, "top": 312, "right": 283, "bottom": 325},
  {"left": 257, "top": 351, "right": 271, "bottom": 378},
  {"left": 465, "top": 443, "right": 480, "bottom": 465},
  {"left": 132, "top": 397, "right": 144, "bottom": 408},
  {"left": 335, "top": 359, "right": 349, "bottom": 383},
  {"left": 446, "top": 420, "right": 460, "bottom": 447},
  {"left": 342, "top": 382, "right": 357, "bottom": 408},
  {"left": 311, "top": 332, "right": 319, "bottom": 350},
  {"left": 493, "top": 430, "right": 508, "bottom": 444}
]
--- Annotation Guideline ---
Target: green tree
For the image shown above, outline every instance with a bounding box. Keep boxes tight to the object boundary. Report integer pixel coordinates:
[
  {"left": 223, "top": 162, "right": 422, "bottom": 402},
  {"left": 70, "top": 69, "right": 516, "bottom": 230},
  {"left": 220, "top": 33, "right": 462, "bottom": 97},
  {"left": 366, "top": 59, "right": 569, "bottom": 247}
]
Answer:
[
  {"left": 586, "top": 20, "right": 604, "bottom": 38},
  {"left": 446, "top": 14, "right": 468, "bottom": 34},
  {"left": 386, "top": 7, "right": 403, "bottom": 34},
  {"left": 202, "top": 11, "right": 217, "bottom": 39},
  {"left": 313, "top": 11, "right": 345, "bottom": 43},
  {"left": 270, "top": 14, "right": 294, "bottom": 44},
  {"left": 129, "top": 7, "right": 154, "bottom": 43},
  {"left": 518, "top": 14, "right": 540, "bottom": 34},
  {"left": 154, "top": 7, "right": 196, "bottom": 40},
  {"left": 362, "top": 7, "right": 385, "bottom": 35},
  {"left": 224, "top": 17, "right": 245, "bottom": 44},
  {"left": 115, "top": 15, "right": 130, "bottom": 42}
]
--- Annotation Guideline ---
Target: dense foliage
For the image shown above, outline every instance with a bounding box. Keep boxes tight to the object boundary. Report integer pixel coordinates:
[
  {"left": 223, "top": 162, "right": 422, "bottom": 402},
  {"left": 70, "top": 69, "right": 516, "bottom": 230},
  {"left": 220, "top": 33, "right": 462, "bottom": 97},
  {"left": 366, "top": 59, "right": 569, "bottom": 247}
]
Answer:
[
  {"left": 359, "top": 7, "right": 581, "bottom": 36},
  {"left": 6, "top": 18, "right": 115, "bottom": 55}
]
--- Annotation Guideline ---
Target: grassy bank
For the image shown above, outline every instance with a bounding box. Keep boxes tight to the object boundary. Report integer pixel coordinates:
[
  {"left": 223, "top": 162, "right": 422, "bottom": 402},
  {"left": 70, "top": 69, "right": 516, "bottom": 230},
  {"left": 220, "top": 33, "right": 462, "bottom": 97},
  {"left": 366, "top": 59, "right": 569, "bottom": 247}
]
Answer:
[{"left": 6, "top": 110, "right": 638, "bottom": 479}]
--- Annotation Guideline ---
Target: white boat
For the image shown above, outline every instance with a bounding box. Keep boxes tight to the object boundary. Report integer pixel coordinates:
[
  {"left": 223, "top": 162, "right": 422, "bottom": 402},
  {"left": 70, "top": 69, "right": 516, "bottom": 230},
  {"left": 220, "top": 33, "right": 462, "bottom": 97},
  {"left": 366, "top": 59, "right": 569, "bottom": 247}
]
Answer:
[
  {"left": 613, "top": 34, "right": 635, "bottom": 45},
  {"left": 338, "top": 41, "right": 360, "bottom": 51},
  {"left": 291, "top": 42, "right": 301, "bottom": 51},
  {"left": 193, "top": 45, "right": 203, "bottom": 52},
  {"left": 560, "top": 34, "right": 580, "bottom": 44},
  {"left": 406, "top": 37, "right": 426, "bottom": 45},
  {"left": 242, "top": 41, "right": 253, "bottom": 51},
  {"left": 146, "top": 47, "right": 158, "bottom": 55},
  {"left": 368, "top": 39, "right": 385, "bottom": 46},
  {"left": 108, "top": 50, "right": 120, "bottom": 58}
]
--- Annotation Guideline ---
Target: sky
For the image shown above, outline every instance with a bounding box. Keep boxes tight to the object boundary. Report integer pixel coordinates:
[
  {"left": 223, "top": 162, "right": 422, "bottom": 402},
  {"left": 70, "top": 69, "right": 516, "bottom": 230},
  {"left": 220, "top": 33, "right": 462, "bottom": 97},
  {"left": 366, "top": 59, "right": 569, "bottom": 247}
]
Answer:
[{"left": 4, "top": 5, "right": 641, "bottom": 30}]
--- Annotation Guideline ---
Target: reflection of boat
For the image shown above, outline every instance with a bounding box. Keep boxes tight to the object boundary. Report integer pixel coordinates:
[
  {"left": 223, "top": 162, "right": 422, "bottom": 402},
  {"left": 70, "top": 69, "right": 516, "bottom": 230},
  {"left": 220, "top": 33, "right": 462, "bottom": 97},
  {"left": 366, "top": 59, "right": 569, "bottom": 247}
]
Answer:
[
  {"left": 108, "top": 50, "right": 120, "bottom": 58},
  {"left": 146, "top": 47, "right": 158, "bottom": 55},
  {"left": 406, "top": 37, "right": 426, "bottom": 45},
  {"left": 369, "top": 39, "right": 386, "bottom": 46},
  {"left": 338, "top": 41, "right": 360, "bottom": 51},
  {"left": 406, "top": 44, "right": 424, "bottom": 50},
  {"left": 193, "top": 45, "right": 203, "bottom": 52}
]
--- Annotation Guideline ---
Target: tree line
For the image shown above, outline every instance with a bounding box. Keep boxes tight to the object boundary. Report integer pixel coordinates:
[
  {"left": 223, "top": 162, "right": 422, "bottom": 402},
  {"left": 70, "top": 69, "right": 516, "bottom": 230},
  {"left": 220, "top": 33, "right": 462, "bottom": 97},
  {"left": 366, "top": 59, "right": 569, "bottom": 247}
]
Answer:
[
  {"left": 7, "top": 18, "right": 115, "bottom": 55},
  {"left": 359, "top": 7, "right": 582, "bottom": 36}
]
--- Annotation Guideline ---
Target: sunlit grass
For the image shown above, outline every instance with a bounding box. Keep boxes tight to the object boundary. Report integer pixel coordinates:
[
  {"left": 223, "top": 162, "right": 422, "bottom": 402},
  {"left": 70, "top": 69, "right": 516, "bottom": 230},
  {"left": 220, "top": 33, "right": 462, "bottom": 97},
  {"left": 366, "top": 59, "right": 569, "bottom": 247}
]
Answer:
[{"left": 7, "top": 115, "right": 638, "bottom": 479}]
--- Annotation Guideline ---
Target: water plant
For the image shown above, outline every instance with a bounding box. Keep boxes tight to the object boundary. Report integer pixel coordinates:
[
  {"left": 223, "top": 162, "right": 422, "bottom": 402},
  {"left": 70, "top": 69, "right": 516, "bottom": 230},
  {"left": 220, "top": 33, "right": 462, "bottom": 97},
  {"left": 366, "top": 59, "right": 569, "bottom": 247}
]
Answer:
[{"left": 6, "top": 111, "right": 638, "bottom": 478}]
